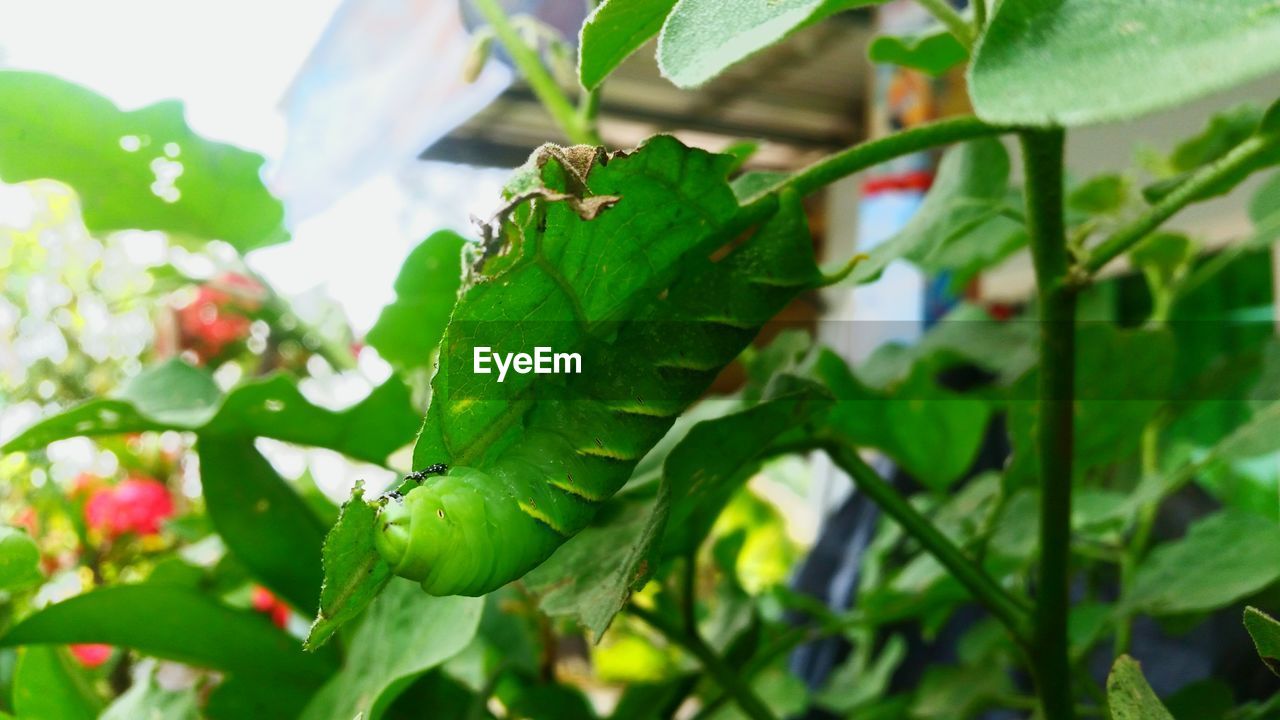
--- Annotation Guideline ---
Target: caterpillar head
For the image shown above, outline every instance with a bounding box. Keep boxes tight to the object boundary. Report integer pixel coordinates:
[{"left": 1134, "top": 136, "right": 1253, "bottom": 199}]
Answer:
[{"left": 372, "top": 466, "right": 560, "bottom": 596}]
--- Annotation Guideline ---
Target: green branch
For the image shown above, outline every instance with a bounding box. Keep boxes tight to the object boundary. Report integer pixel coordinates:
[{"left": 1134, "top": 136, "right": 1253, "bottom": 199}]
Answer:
[
  {"left": 821, "top": 441, "right": 1032, "bottom": 645},
  {"left": 629, "top": 604, "right": 778, "bottom": 720},
  {"left": 1080, "top": 132, "right": 1280, "bottom": 278},
  {"left": 751, "top": 116, "right": 1005, "bottom": 203},
  {"left": 472, "top": 0, "right": 602, "bottom": 145},
  {"left": 1019, "top": 128, "right": 1077, "bottom": 720},
  {"left": 916, "top": 0, "right": 975, "bottom": 50}
]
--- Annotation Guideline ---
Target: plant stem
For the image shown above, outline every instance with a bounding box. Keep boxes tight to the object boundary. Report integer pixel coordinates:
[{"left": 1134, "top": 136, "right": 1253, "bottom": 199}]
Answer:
[
  {"left": 1020, "top": 128, "right": 1077, "bottom": 720},
  {"left": 629, "top": 604, "right": 778, "bottom": 720},
  {"left": 916, "top": 0, "right": 975, "bottom": 49},
  {"left": 578, "top": 85, "right": 602, "bottom": 134},
  {"left": 472, "top": 0, "right": 602, "bottom": 145},
  {"left": 821, "top": 441, "right": 1032, "bottom": 645},
  {"left": 1080, "top": 132, "right": 1280, "bottom": 278},
  {"left": 762, "top": 116, "right": 1004, "bottom": 201},
  {"left": 972, "top": 0, "right": 987, "bottom": 33},
  {"left": 1114, "top": 422, "right": 1161, "bottom": 654}
]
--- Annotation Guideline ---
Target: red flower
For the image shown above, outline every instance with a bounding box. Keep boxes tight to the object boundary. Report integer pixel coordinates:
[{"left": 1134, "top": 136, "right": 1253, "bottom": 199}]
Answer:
[
  {"left": 84, "top": 477, "right": 174, "bottom": 539},
  {"left": 251, "top": 586, "right": 291, "bottom": 628},
  {"left": 176, "top": 272, "right": 266, "bottom": 364},
  {"left": 69, "top": 644, "right": 112, "bottom": 668},
  {"left": 11, "top": 507, "right": 38, "bottom": 537}
]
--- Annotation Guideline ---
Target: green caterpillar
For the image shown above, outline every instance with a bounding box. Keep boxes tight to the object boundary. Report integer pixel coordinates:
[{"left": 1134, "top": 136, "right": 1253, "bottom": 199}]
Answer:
[{"left": 374, "top": 139, "right": 819, "bottom": 597}]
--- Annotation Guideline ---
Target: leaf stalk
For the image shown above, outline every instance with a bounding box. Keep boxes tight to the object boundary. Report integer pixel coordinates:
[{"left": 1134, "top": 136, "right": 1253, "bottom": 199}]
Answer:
[
  {"left": 628, "top": 604, "right": 778, "bottom": 720},
  {"left": 820, "top": 441, "right": 1033, "bottom": 646},
  {"left": 472, "top": 0, "right": 602, "bottom": 145},
  {"left": 1080, "top": 131, "right": 1280, "bottom": 278}
]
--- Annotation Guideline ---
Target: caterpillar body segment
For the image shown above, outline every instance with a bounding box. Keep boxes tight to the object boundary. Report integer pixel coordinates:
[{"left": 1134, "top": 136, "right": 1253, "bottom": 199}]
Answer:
[{"left": 376, "top": 162, "right": 820, "bottom": 596}]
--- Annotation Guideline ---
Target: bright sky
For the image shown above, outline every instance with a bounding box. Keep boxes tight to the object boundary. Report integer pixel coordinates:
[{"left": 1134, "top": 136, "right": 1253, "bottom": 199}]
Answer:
[{"left": 0, "top": 1, "right": 502, "bottom": 332}]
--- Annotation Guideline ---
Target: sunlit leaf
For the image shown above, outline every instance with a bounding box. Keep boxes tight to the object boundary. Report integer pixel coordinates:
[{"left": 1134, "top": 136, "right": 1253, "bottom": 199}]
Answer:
[
  {"left": 3, "top": 360, "right": 419, "bottom": 465},
  {"left": 12, "top": 646, "right": 102, "bottom": 720},
  {"left": 0, "top": 71, "right": 285, "bottom": 249},
  {"left": 0, "top": 526, "right": 43, "bottom": 592},
  {"left": 366, "top": 231, "right": 466, "bottom": 373}
]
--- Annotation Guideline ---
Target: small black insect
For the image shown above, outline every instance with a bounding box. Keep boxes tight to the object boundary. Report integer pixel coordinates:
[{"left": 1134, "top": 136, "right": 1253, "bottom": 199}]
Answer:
[
  {"left": 405, "top": 464, "right": 449, "bottom": 483},
  {"left": 378, "top": 490, "right": 404, "bottom": 505}
]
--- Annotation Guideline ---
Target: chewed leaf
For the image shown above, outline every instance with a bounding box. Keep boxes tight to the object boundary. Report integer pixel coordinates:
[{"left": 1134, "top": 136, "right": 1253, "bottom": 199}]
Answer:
[
  {"left": 381, "top": 142, "right": 821, "bottom": 598},
  {"left": 0, "top": 71, "right": 284, "bottom": 249},
  {"left": 306, "top": 483, "right": 392, "bottom": 651}
]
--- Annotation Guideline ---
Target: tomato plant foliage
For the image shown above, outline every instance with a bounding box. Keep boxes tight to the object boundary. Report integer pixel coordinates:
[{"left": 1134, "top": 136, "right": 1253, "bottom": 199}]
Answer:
[{"left": 4, "top": 1, "right": 1280, "bottom": 719}]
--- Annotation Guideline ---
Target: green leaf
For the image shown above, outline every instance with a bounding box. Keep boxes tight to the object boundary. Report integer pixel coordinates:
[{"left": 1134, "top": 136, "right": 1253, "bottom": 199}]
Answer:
[
  {"left": 411, "top": 137, "right": 741, "bottom": 471},
  {"left": 0, "top": 71, "right": 284, "bottom": 250},
  {"left": 849, "top": 138, "right": 1023, "bottom": 286},
  {"left": 1126, "top": 511, "right": 1280, "bottom": 615},
  {"left": 306, "top": 483, "right": 393, "bottom": 651},
  {"left": 1130, "top": 232, "right": 1195, "bottom": 294},
  {"left": 1068, "top": 173, "right": 1130, "bottom": 215},
  {"left": 816, "top": 636, "right": 905, "bottom": 713},
  {"left": 498, "top": 676, "right": 600, "bottom": 720},
  {"left": 0, "top": 585, "right": 334, "bottom": 688},
  {"left": 970, "top": 0, "right": 1280, "bottom": 126},
  {"left": 1170, "top": 104, "right": 1266, "bottom": 173},
  {"left": 910, "top": 663, "right": 1010, "bottom": 719},
  {"left": 115, "top": 358, "right": 223, "bottom": 424},
  {"left": 197, "top": 435, "right": 327, "bottom": 613},
  {"left": 300, "top": 579, "right": 481, "bottom": 720},
  {"left": 1142, "top": 105, "right": 1280, "bottom": 204},
  {"left": 0, "top": 526, "right": 43, "bottom": 592},
  {"left": 868, "top": 29, "right": 967, "bottom": 76},
  {"left": 579, "top": 0, "right": 678, "bottom": 90},
  {"left": 3, "top": 361, "right": 419, "bottom": 465},
  {"left": 1244, "top": 606, "right": 1280, "bottom": 676},
  {"left": 657, "top": 0, "right": 883, "bottom": 89},
  {"left": 1265, "top": 99, "right": 1280, "bottom": 134},
  {"left": 366, "top": 231, "right": 467, "bottom": 373},
  {"left": 1211, "top": 401, "right": 1280, "bottom": 462},
  {"left": 817, "top": 349, "right": 990, "bottom": 489},
  {"left": 1163, "top": 679, "right": 1234, "bottom": 720},
  {"left": 662, "top": 392, "right": 829, "bottom": 557},
  {"left": 101, "top": 671, "right": 198, "bottom": 720},
  {"left": 1249, "top": 171, "right": 1280, "bottom": 247},
  {"left": 1107, "top": 655, "right": 1174, "bottom": 720},
  {"left": 525, "top": 488, "right": 670, "bottom": 641},
  {"left": 12, "top": 646, "right": 102, "bottom": 720}
]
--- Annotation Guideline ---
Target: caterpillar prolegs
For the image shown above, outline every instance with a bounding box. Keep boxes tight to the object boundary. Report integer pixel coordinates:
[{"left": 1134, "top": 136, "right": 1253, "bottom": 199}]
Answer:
[{"left": 375, "top": 152, "right": 819, "bottom": 597}]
